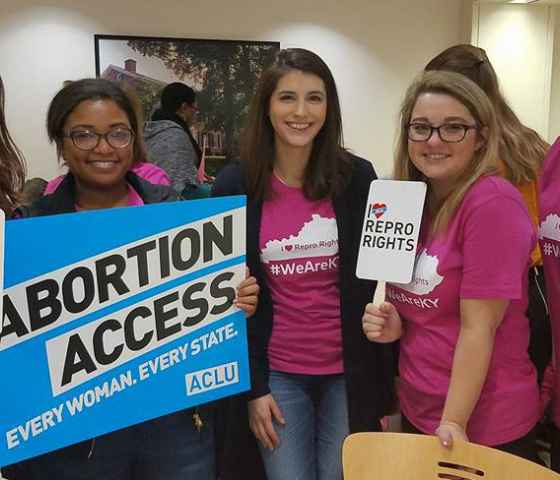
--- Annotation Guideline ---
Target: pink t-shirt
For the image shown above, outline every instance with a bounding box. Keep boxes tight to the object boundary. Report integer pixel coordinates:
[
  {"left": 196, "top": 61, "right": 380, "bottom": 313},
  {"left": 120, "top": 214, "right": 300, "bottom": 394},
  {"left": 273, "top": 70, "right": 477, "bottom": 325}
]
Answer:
[
  {"left": 260, "top": 174, "right": 343, "bottom": 374},
  {"left": 539, "top": 137, "right": 560, "bottom": 428},
  {"left": 125, "top": 185, "right": 144, "bottom": 207},
  {"left": 44, "top": 161, "right": 171, "bottom": 195},
  {"left": 388, "top": 175, "right": 539, "bottom": 446}
]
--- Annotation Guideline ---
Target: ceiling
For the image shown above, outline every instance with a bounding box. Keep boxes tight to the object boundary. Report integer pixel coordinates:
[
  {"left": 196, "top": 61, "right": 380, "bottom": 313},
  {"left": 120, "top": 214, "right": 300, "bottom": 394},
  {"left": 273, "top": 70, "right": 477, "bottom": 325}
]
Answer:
[{"left": 477, "top": 0, "right": 560, "bottom": 4}]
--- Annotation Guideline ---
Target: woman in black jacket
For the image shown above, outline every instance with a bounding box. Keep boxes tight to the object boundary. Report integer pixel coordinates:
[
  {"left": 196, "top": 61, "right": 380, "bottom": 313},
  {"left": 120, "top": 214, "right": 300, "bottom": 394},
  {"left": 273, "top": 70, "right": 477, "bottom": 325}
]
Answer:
[{"left": 213, "top": 48, "right": 395, "bottom": 480}]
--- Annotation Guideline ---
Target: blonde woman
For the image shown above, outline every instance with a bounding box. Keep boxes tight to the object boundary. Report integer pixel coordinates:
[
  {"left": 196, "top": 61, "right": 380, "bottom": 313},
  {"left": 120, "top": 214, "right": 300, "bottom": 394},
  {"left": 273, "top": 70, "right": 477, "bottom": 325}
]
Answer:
[{"left": 363, "top": 71, "right": 539, "bottom": 460}]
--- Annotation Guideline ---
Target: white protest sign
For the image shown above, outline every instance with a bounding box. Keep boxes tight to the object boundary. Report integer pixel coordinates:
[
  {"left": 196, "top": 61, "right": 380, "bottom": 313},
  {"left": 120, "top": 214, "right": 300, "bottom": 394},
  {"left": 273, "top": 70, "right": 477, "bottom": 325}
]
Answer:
[{"left": 356, "top": 180, "right": 426, "bottom": 283}]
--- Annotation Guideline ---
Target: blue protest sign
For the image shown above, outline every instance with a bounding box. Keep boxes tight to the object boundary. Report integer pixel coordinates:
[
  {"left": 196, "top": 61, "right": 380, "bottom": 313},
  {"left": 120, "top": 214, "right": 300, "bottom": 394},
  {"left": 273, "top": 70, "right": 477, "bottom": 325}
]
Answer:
[{"left": 0, "top": 196, "right": 249, "bottom": 467}]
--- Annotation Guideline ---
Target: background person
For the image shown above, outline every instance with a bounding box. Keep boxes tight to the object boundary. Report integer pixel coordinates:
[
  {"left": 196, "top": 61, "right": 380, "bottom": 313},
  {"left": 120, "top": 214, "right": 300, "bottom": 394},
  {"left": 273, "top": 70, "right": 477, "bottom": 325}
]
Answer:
[
  {"left": 425, "top": 44, "right": 550, "bottom": 382},
  {"left": 144, "top": 82, "right": 204, "bottom": 197},
  {"left": 213, "top": 48, "right": 395, "bottom": 480},
  {"left": 363, "top": 70, "right": 539, "bottom": 461},
  {"left": 538, "top": 138, "right": 560, "bottom": 471},
  {"left": 19, "top": 177, "right": 47, "bottom": 206}
]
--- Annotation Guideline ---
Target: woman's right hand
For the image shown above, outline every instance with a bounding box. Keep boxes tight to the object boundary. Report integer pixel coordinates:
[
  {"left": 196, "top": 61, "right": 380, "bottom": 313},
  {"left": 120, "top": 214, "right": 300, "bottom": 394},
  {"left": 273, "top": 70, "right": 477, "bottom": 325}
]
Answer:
[
  {"left": 248, "top": 394, "right": 286, "bottom": 451},
  {"left": 362, "top": 301, "right": 403, "bottom": 343},
  {"left": 435, "top": 420, "right": 468, "bottom": 448}
]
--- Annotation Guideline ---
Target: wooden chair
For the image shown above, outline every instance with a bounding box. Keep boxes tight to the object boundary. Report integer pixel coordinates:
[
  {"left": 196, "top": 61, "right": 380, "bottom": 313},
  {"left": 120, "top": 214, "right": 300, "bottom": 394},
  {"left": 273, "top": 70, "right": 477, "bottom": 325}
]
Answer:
[{"left": 343, "top": 432, "right": 560, "bottom": 480}]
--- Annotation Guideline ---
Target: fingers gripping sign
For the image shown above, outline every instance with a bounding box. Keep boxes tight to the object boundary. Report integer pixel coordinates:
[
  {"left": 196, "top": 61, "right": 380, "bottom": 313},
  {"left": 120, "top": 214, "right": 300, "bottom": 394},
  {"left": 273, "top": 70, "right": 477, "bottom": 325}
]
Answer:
[
  {"left": 362, "top": 301, "right": 403, "bottom": 343},
  {"left": 234, "top": 267, "right": 260, "bottom": 318}
]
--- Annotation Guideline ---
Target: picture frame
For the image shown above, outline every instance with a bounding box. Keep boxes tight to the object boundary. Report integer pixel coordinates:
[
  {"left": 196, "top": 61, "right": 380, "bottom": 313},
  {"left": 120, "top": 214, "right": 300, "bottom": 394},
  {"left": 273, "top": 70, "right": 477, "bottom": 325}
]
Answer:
[{"left": 94, "top": 34, "right": 279, "bottom": 175}]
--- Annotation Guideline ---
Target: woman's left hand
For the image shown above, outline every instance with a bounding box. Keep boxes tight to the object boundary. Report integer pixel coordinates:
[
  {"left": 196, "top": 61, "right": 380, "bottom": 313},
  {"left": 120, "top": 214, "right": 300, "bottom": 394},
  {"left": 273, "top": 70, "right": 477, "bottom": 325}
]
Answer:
[
  {"left": 435, "top": 420, "right": 468, "bottom": 448},
  {"left": 235, "top": 270, "right": 259, "bottom": 317}
]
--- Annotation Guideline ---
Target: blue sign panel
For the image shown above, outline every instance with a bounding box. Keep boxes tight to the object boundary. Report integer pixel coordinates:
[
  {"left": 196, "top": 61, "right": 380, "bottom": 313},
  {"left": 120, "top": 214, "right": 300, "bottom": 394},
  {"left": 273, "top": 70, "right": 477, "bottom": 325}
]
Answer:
[{"left": 0, "top": 196, "right": 249, "bottom": 466}]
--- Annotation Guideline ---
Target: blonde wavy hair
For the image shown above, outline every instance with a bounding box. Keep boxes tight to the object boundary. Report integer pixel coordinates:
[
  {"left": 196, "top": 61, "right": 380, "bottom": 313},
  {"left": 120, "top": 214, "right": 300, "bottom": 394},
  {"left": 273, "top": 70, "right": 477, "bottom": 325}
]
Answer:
[
  {"left": 425, "top": 44, "right": 547, "bottom": 184},
  {"left": 394, "top": 70, "right": 500, "bottom": 234}
]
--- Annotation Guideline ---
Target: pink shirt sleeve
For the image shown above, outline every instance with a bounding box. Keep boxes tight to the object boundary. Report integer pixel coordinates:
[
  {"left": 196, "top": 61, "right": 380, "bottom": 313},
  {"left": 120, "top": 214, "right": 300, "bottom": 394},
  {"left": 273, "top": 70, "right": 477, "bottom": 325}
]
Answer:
[
  {"left": 44, "top": 175, "right": 65, "bottom": 195},
  {"left": 460, "top": 192, "right": 535, "bottom": 299},
  {"left": 132, "top": 162, "right": 171, "bottom": 186}
]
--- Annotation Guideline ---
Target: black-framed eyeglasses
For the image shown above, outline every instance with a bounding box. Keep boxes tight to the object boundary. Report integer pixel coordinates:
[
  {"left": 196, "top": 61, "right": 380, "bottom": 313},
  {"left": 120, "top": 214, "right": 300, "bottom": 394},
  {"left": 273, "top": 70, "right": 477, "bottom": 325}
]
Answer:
[
  {"left": 64, "top": 127, "right": 134, "bottom": 151},
  {"left": 407, "top": 123, "right": 479, "bottom": 143}
]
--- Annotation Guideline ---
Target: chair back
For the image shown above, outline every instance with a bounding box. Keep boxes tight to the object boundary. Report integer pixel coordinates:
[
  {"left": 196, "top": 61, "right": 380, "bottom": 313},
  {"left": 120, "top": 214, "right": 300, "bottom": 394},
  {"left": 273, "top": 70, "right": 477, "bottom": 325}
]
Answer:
[{"left": 343, "top": 432, "right": 559, "bottom": 480}]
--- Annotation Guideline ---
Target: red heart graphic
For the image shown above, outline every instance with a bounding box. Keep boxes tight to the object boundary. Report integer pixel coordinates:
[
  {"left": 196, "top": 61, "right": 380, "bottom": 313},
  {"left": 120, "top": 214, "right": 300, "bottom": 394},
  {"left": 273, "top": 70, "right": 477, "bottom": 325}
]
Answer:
[
  {"left": 285, "top": 245, "right": 293, "bottom": 252},
  {"left": 372, "top": 203, "right": 387, "bottom": 218}
]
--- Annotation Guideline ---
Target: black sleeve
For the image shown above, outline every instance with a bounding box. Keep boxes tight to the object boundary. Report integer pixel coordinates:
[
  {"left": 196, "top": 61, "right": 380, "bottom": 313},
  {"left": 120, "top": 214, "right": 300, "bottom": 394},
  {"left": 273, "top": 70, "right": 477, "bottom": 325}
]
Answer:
[
  {"left": 160, "top": 187, "right": 181, "bottom": 202},
  {"left": 351, "top": 154, "right": 378, "bottom": 185},
  {"left": 211, "top": 162, "right": 244, "bottom": 197},
  {"left": 210, "top": 162, "right": 271, "bottom": 398}
]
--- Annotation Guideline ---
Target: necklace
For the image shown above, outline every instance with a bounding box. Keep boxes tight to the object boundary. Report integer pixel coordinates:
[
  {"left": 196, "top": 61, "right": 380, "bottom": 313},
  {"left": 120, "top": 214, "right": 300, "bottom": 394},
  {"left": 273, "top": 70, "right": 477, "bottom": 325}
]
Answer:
[
  {"left": 273, "top": 169, "right": 289, "bottom": 186},
  {"left": 273, "top": 169, "right": 302, "bottom": 188}
]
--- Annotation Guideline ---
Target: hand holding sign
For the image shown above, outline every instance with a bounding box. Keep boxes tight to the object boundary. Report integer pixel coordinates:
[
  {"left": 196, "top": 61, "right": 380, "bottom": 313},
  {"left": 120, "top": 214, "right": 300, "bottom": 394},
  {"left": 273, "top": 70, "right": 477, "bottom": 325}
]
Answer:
[
  {"left": 362, "top": 302, "right": 402, "bottom": 343},
  {"left": 234, "top": 271, "right": 259, "bottom": 317}
]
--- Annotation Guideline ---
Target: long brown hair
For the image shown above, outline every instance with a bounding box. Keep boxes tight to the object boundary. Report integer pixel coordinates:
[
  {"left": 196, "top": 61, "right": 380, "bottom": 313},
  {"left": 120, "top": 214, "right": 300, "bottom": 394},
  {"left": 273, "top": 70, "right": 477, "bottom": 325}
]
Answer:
[
  {"left": 394, "top": 71, "right": 500, "bottom": 234},
  {"left": 0, "top": 75, "right": 26, "bottom": 216},
  {"left": 425, "top": 44, "right": 547, "bottom": 185},
  {"left": 241, "top": 48, "right": 351, "bottom": 202}
]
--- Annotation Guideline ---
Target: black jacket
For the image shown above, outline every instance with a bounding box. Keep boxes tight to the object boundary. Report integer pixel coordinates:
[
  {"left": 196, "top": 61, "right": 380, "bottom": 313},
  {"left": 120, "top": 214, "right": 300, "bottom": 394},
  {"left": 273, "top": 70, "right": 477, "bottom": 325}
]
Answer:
[
  {"left": 15, "top": 171, "right": 179, "bottom": 218},
  {"left": 212, "top": 155, "right": 395, "bottom": 432}
]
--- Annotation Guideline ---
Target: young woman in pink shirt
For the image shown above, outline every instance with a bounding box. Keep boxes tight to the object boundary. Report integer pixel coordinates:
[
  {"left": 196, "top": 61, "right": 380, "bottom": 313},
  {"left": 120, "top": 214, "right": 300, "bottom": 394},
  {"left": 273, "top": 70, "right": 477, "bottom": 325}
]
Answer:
[
  {"left": 213, "top": 48, "right": 395, "bottom": 480},
  {"left": 538, "top": 139, "right": 560, "bottom": 471},
  {"left": 363, "top": 70, "right": 539, "bottom": 460}
]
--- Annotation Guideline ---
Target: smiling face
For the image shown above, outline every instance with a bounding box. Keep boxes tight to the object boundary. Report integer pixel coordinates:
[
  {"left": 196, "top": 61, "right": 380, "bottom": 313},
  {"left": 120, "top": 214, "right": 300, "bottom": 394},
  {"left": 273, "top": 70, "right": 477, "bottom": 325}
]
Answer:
[
  {"left": 61, "top": 99, "right": 134, "bottom": 191},
  {"left": 407, "top": 92, "right": 484, "bottom": 196},
  {"left": 268, "top": 69, "right": 327, "bottom": 159}
]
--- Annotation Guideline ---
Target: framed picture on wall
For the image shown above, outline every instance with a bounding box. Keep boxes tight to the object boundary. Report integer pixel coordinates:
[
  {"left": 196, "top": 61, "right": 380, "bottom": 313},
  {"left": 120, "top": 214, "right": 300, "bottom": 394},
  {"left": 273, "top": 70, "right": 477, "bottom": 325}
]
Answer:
[{"left": 94, "top": 34, "right": 279, "bottom": 175}]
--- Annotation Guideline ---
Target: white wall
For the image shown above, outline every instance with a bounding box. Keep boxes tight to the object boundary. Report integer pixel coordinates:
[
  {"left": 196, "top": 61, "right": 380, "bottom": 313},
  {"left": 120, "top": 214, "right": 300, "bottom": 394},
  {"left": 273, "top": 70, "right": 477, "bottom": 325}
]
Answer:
[
  {"left": 0, "top": 0, "right": 471, "bottom": 180},
  {"left": 549, "top": 5, "right": 560, "bottom": 141},
  {"left": 472, "top": 2, "right": 555, "bottom": 141}
]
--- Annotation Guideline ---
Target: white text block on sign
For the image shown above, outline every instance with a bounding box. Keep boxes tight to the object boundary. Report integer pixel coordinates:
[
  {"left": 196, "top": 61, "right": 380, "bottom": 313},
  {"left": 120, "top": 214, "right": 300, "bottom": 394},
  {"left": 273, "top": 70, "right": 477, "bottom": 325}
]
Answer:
[{"left": 356, "top": 180, "right": 426, "bottom": 283}]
